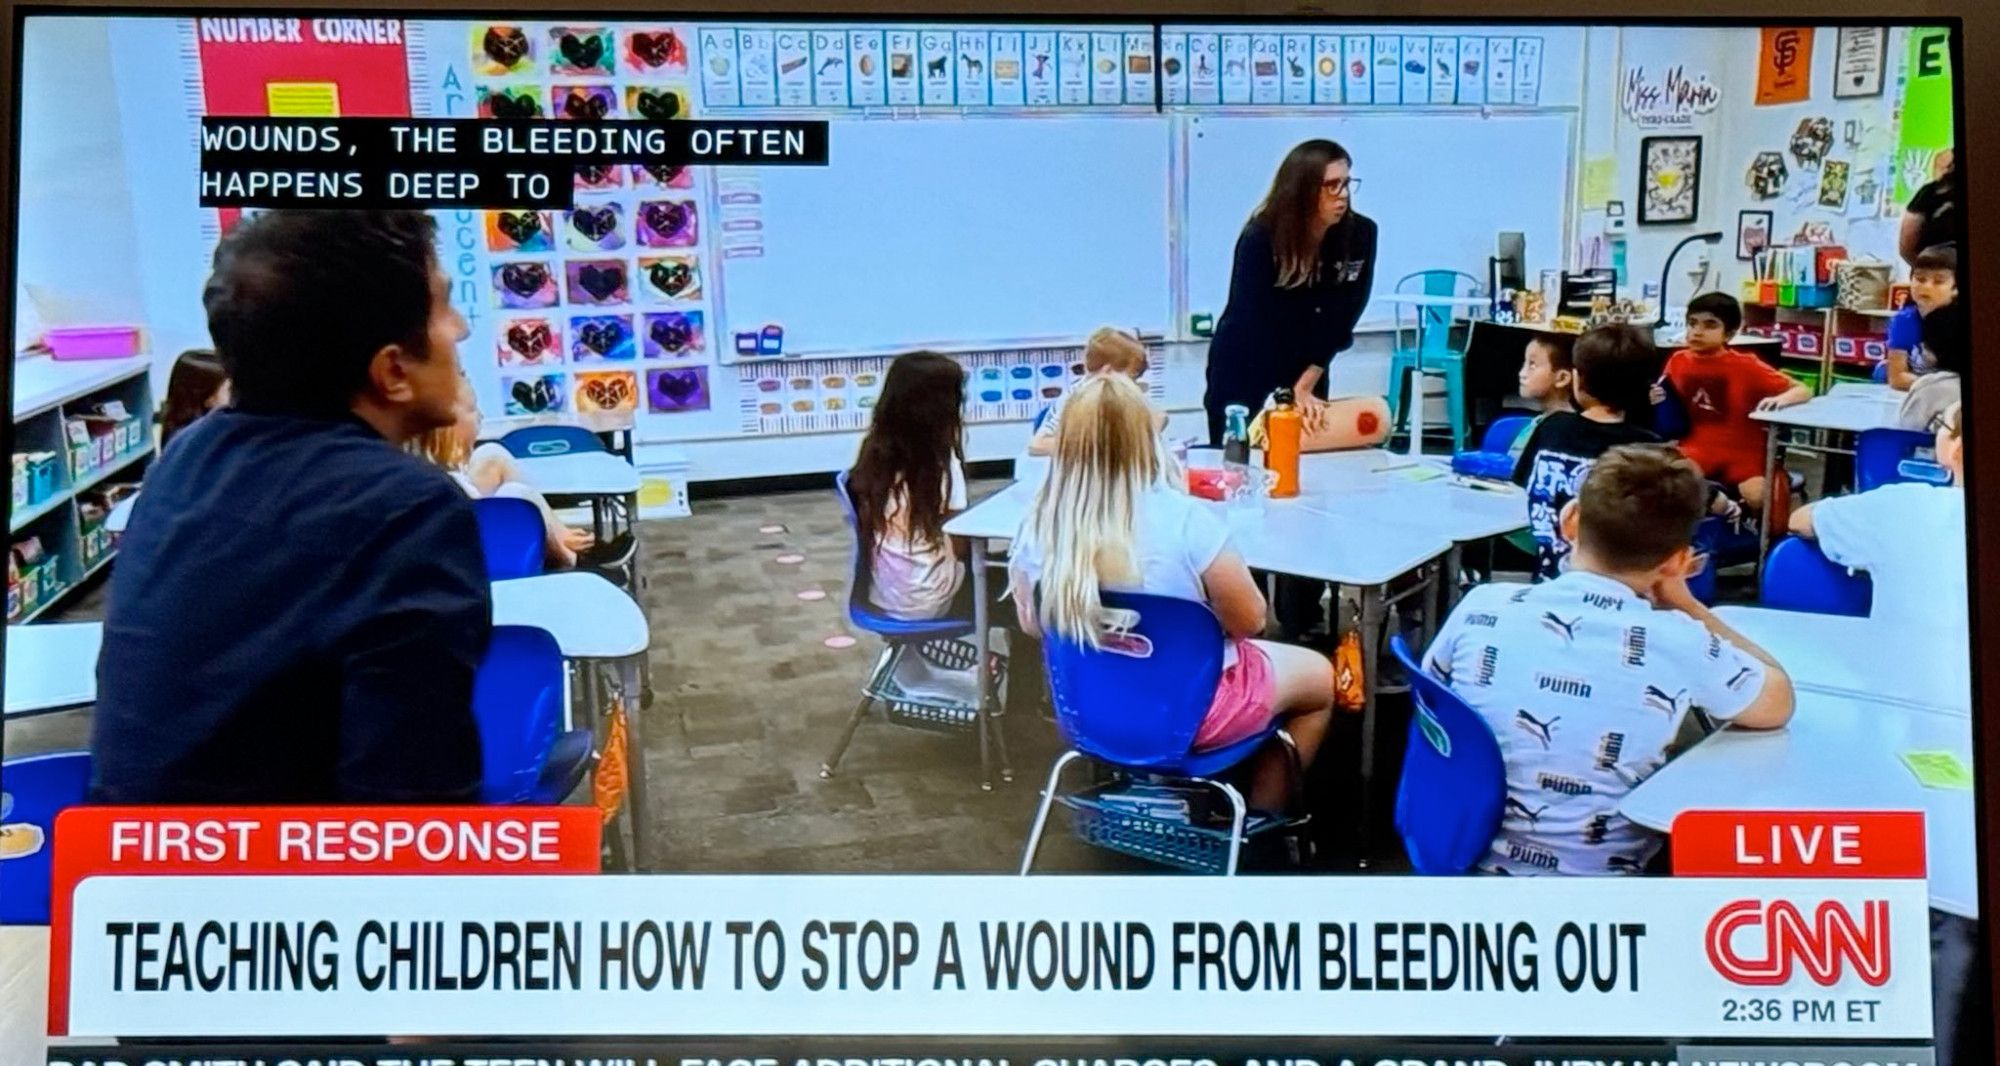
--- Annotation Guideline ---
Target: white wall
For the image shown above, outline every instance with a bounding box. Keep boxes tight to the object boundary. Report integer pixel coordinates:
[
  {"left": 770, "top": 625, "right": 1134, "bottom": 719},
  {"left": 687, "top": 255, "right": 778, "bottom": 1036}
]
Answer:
[
  {"left": 12, "top": 19, "right": 146, "bottom": 348},
  {"left": 1575, "top": 27, "right": 1910, "bottom": 328},
  {"left": 13, "top": 20, "right": 1923, "bottom": 482}
]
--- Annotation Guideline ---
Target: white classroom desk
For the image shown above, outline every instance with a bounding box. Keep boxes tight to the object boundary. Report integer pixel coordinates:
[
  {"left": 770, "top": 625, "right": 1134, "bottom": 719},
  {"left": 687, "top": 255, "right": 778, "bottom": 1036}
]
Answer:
[
  {"left": 1622, "top": 688, "right": 1976, "bottom": 919},
  {"left": 946, "top": 466, "right": 1455, "bottom": 803},
  {"left": 1715, "top": 605, "right": 1970, "bottom": 714},
  {"left": 1751, "top": 385, "right": 1909, "bottom": 570},
  {"left": 490, "top": 571, "right": 651, "bottom": 867},
  {"left": 4, "top": 622, "right": 103, "bottom": 718},
  {"left": 514, "top": 451, "right": 641, "bottom": 496}
]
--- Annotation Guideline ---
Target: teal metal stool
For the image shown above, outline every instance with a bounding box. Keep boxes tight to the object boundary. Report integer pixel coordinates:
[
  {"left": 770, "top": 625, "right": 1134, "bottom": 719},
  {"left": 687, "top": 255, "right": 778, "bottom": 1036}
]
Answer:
[{"left": 1386, "top": 270, "right": 1483, "bottom": 453}]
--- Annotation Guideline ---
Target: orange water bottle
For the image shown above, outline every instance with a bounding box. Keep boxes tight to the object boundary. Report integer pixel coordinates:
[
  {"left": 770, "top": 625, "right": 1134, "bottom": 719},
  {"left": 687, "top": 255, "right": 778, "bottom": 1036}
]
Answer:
[{"left": 1267, "top": 388, "right": 1302, "bottom": 498}]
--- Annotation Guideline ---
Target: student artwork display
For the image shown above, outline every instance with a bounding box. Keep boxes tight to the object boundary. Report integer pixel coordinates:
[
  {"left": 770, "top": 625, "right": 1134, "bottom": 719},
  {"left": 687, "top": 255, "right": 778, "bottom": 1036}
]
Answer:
[
  {"left": 497, "top": 318, "right": 561, "bottom": 367},
  {"left": 1638, "top": 135, "right": 1701, "bottom": 225},
  {"left": 1736, "top": 210, "right": 1773, "bottom": 261},
  {"left": 575, "top": 370, "right": 641, "bottom": 413},
  {"left": 1789, "top": 117, "right": 1834, "bottom": 169},
  {"left": 1817, "top": 160, "right": 1851, "bottom": 209},
  {"left": 470, "top": 21, "right": 716, "bottom": 417},
  {"left": 647, "top": 366, "right": 712, "bottom": 413},
  {"left": 503, "top": 373, "right": 566, "bottom": 415},
  {"left": 1746, "top": 151, "right": 1789, "bottom": 199},
  {"left": 693, "top": 26, "right": 1545, "bottom": 108},
  {"left": 1833, "top": 27, "right": 1886, "bottom": 98}
]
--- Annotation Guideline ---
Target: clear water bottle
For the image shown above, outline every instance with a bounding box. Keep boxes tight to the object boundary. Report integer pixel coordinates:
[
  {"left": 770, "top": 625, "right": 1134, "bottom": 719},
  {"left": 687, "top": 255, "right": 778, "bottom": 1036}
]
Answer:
[{"left": 1222, "top": 404, "right": 1251, "bottom": 467}]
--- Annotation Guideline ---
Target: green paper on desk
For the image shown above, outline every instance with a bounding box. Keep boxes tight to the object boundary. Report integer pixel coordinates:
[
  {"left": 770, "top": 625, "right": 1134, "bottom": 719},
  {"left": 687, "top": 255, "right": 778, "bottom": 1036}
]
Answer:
[
  {"left": 1901, "top": 751, "right": 1975, "bottom": 790},
  {"left": 1388, "top": 464, "right": 1447, "bottom": 483}
]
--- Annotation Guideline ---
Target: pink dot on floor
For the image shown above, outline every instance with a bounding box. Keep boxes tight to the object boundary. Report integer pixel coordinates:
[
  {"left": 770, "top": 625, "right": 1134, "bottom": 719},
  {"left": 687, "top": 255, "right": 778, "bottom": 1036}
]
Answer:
[
  {"left": 823, "top": 635, "right": 858, "bottom": 649},
  {"left": 796, "top": 588, "right": 828, "bottom": 601},
  {"left": 775, "top": 553, "right": 806, "bottom": 565},
  {"left": 760, "top": 524, "right": 786, "bottom": 534}
]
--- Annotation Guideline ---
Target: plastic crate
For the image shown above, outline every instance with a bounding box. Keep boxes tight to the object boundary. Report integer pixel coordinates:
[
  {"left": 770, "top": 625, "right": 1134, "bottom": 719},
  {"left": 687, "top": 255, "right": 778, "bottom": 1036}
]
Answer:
[
  {"left": 869, "top": 638, "right": 1007, "bottom": 734},
  {"left": 1060, "top": 781, "right": 1289, "bottom": 874}
]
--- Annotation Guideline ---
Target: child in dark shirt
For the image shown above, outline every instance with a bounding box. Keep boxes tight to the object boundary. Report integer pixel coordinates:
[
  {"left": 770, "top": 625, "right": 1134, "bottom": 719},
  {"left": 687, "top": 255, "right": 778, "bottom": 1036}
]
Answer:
[{"left": 1513, "top": 323, "right": 1662, "bottom": 580}]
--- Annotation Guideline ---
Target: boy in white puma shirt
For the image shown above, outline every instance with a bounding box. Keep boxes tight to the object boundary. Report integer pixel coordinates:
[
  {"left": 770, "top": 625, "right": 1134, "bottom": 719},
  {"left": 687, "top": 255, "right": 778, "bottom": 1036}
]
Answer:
[{"left": 1424, "top": 445, "right": 1795, "bottom": 874}]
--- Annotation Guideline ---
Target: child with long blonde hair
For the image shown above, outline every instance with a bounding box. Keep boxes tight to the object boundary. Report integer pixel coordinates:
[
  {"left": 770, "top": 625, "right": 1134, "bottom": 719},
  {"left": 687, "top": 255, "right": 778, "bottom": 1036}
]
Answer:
[
  {"left": 1007, "top": 373, "right": 1332, "bottom": 812},
  {"left": 413, "top": 377, "right": 595, "bottom": 567}
]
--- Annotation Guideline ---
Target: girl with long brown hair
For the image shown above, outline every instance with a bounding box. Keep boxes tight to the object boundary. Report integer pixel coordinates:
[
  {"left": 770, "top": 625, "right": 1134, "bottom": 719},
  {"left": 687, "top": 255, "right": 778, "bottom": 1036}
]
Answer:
[{"left": 848, "top": 351, "right": 972, "bottom": 619}]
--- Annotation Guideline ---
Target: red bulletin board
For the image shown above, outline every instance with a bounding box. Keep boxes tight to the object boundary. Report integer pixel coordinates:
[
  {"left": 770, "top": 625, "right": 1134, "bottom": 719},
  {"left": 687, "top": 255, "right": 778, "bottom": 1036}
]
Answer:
[{"left": 194, "top": 16, "right": 414, "bottom": 229}]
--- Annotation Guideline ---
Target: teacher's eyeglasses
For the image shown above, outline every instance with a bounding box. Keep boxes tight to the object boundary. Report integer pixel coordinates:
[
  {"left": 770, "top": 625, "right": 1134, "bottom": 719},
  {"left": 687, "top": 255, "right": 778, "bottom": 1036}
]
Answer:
[{"left": 1322, "top": 177, "right": 1361, "bottom": 195}]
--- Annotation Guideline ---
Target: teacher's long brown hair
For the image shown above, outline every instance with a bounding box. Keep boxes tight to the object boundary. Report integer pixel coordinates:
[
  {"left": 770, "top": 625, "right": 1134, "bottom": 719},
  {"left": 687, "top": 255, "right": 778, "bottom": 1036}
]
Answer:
[{"left": 1252, "top": 138, "right": 1354, "bottom": 289}]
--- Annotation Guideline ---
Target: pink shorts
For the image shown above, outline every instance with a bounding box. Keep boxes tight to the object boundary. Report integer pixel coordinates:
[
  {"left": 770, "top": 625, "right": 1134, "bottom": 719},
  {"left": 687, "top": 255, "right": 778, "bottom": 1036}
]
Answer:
[{"left": 1193, "top": 639, "right": 1279, "bottom": 751}]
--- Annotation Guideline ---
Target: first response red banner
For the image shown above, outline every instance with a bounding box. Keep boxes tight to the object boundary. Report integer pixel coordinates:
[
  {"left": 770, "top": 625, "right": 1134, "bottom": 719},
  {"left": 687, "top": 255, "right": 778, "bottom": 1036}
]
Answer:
[{"left": 49, "top": 807, "right": 598, "bottom": 1033}]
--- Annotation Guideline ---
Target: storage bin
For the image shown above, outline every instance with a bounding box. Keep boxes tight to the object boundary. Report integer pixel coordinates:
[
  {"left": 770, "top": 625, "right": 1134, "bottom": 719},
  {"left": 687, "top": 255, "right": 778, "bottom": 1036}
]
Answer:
[
  {"left": 1757, "top": 281, "right": 1779, "bottom": 305},
  {"left": 1833, "top": 336, "right": 1861, "bottom": 360},
  {"left": 1796, "top": 284, "right": 1837, "bottom": 309},
  {"left": 6, "top": 579, "right": 20, "bottom": 623},
  {"left": 11, "top": 457, "right": 26, "bottom": 510},
  {"left": 1863, "top": 338, "right": 1888, "bottom": 361},
  {"left": 28, "top": 454, "right": 60, "bottom": 501},
  {"left": 1777, "top": 283, "right": 1798, "bottom": 306},
  {"left": 1793, "top": 330, "right": 1824, "bottom": 356},
  {"left": 47, "top": 326, "right": 142, "bottom": 360}
]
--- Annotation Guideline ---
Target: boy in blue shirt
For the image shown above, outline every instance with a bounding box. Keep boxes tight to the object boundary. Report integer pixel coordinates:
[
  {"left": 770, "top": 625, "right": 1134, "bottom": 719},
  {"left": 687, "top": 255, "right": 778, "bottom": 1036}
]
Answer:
[
  {"left": 92, "top": 211, "right": 490, "bottom": 804},
  {"left": 1885, "top": 244, "right": 1956, "bottom": 391}
]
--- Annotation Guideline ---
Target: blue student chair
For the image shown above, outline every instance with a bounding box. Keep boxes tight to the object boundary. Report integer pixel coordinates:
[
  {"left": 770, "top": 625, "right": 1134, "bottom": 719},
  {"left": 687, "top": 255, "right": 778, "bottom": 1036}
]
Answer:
[
  {"left": 1688, "top": 510, "right": 1764, "bottom": 606},
  {"left": 1388, "top": 636, "right": 1506, "bottom": 875},
  {"left": 1872, "top": 359, "right": 1890, "bottom": 384},
  {"left": 499, "top": 425, "right": 605, "bottom": 459},
  {"left": 819, "top": 471, "right": 999, "bottom": 785},
  {"left": 1019, "top": 592, "right": 1307, "bottom": 875},
  {"left": 1387, "top": 269, "right": 1484, "bottom": 453},
  {"left": 1449, "top": 413, "right": 1531, "bottom": 480},
  {"left": 473, "top": 625, "right": 596, "bottom": 804},
  {"left": 1761, "top": 536, "right": 1873, "bottom": 617},
  {"left": 1032, "top": 404, "right": 1054, "bottom": 434},
  {"left": 474, "top": 496, "right": 547, "bottom": 581},
  {"left": 0, "top": 751, "right": 91, "bottom": 923},
  {"left": 1856, "top": 428, "right": 1937, "bottom": 492}
]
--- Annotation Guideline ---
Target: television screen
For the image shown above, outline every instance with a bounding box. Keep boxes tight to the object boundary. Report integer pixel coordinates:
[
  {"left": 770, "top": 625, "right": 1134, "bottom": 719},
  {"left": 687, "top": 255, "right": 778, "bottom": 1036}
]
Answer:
[{"left": 3, "top": 7, "right": 1989, "bottom": 1065}]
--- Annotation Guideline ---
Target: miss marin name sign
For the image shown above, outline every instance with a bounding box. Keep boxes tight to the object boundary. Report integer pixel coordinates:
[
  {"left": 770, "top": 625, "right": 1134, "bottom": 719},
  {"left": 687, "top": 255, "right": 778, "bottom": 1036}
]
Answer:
[{"left": 59, "top": 874, "right": 1930, "bottom": 1040}]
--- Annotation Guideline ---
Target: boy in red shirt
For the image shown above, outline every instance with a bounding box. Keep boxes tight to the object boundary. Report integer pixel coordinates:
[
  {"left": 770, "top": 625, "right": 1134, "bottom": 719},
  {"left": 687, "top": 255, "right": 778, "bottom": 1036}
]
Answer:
[{"left": 1662, "top": 292, "right": 1811, "bottom": 513}]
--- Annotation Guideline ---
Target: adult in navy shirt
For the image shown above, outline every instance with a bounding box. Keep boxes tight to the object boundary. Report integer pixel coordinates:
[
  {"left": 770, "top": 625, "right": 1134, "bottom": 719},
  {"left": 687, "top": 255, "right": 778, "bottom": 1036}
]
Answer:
[
  {"left": 1202, "top": 138, "right": 1378, "bottom": 447},
  {"left": 91, "top": 210, "right": 489, "bottom": 804},
  {"left": 1203, "top": 139, "right": 1376, "bottom": 638}
]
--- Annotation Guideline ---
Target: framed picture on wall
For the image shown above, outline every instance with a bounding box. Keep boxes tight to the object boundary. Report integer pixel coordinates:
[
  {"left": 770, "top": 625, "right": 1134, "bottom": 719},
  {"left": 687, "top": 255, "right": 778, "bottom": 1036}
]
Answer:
[
  {"left": 1639, "top": 135, "right": 1702, "bottom": 225},
  {"left": 1833, "top": 27, "right": 1887, "bottom": 98},
  {"left": 1736, "top": 209, "right": 1774, "bottom": 260}
]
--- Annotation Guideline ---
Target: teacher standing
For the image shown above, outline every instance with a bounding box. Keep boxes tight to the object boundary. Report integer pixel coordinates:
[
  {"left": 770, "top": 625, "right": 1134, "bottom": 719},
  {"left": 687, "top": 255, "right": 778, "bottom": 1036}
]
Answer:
[{"left": 1203, "top": 139, "right": 1379, "bottom": 446}]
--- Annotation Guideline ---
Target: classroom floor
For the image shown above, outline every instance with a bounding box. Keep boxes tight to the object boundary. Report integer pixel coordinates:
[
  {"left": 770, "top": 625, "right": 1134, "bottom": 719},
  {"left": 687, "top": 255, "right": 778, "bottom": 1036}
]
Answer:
[
  {"left": 15, "top": 415, "right": 1805, "bottom": 875},
  {"left": 14, "top": 479, "right": 1217, "bottom": 874}
]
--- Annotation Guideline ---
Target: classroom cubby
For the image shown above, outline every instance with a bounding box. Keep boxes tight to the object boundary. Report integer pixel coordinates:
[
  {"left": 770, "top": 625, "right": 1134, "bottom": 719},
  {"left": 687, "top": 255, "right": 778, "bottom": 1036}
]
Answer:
[{"left": 9, "top": 355, "right": 155, "bottom": 623}]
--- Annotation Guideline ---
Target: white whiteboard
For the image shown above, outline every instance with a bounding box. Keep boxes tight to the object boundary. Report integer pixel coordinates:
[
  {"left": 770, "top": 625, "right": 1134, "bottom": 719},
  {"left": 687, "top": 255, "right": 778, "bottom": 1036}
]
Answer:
[
  {"left": 1183, "top": 111, "right": 1576, "bottom": 335},
  {"left": 717, "top": 114, "right": 1172, "bottom": 359}
]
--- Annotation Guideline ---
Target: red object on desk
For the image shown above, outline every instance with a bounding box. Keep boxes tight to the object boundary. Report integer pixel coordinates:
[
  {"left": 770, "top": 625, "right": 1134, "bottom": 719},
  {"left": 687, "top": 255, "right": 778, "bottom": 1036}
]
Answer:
[{"left": 1187, "top": 467, "right": 1248, "bottom": 501}]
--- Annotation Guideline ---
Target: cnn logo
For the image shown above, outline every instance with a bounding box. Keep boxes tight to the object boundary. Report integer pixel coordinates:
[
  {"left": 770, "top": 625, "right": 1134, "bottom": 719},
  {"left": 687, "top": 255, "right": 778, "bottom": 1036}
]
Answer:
[{"left": 1705, "top": 899, "right": 1891, "bottom": 987}]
